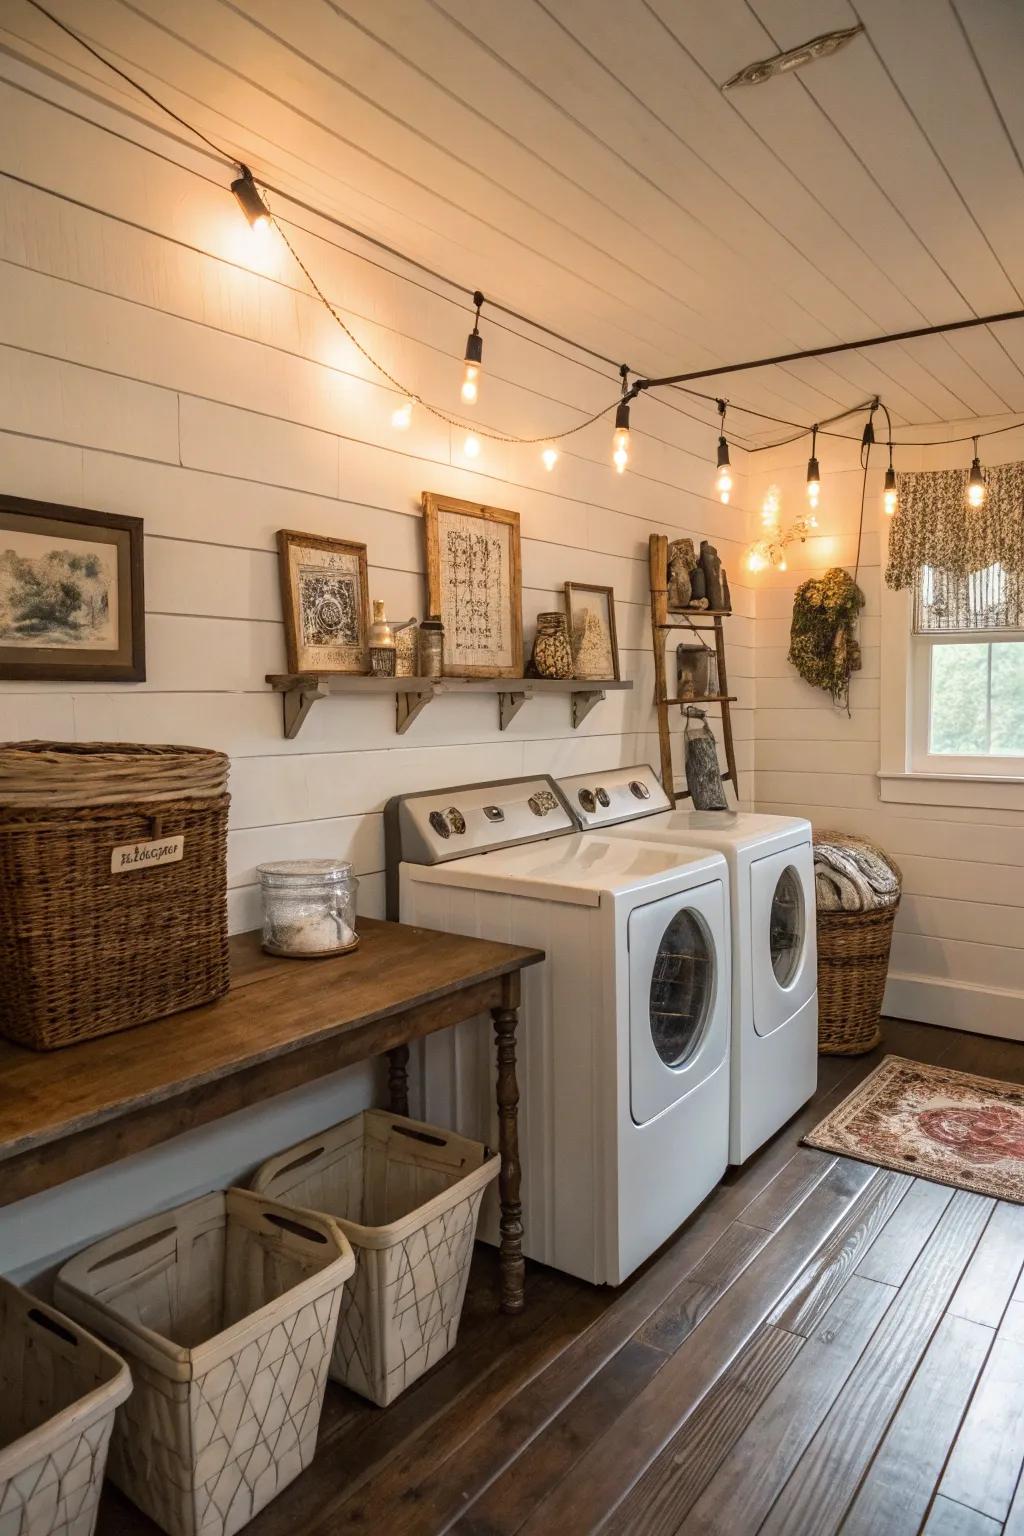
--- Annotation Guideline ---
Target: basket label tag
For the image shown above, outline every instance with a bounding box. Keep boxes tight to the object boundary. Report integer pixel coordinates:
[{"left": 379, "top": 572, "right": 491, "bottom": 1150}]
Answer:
[{"left": 110, "top": 835, "right": 184, "bottom": 873}]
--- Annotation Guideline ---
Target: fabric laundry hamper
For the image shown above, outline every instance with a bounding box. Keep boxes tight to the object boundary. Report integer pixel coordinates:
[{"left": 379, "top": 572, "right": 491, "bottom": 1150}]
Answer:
[
  {"left": 0, "top": 1277, "right": 131, "bottom": 1536},
  {"left": 251, "top": 1110, "right": 500, "bottom": 1407},
  {"left": 54, "top": 1189, "right": 355, "bottom": 1536},
  {"left": 0, "top": 742, "right": 230, "bottom": 1050},
  {"left": 814, "top": 831, "right": 902, "bottom": 1056}
]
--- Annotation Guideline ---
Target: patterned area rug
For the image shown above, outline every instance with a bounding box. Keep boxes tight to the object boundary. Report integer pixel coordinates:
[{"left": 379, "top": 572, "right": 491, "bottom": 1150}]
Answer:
[{"left": 804, "top": 1055, "right": 1024, "bottom": 1203}]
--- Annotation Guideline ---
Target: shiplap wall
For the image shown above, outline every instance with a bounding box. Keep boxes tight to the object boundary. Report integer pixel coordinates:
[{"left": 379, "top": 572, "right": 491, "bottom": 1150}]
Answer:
[
  {"left": 750, "top": 425, "right": 1024, "bottom": 1043},
  {"left": 0, "top": 69, "right": 753, "bottom": 1280}
]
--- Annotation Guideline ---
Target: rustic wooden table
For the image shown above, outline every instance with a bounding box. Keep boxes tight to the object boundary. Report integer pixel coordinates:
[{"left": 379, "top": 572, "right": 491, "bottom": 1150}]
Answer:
[{"left": 0, "top": 917, "right": 544, "bottom": 1313}]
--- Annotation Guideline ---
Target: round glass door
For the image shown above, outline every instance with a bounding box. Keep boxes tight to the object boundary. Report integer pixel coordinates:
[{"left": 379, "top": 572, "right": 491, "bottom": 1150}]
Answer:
[
  {"left": 770, "top": 866, "right": 805, "bottom": 986},
  {"left": 649, "top": 908, "right": 715, "bottom": 1068}
]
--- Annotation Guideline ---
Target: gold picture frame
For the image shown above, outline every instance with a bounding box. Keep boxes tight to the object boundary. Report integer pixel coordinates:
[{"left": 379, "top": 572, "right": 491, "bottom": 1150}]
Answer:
[
  {"left": 277, "top": 529, "right": 370, "bottom": 674},
  {"left": 563, "top": 581, "right": 620, "bottom": 680},
  {"left": 422, "top": 493, "right": 523, "bottom": 678}
]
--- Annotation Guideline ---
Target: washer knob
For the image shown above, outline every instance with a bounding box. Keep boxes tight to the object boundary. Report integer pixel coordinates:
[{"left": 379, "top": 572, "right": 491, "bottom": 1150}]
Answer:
[
  {"left": 447, "top": 807, "right": 467, "bottom": 834},
  {"left": 429, "top": 810, "right": 451, "bottom": 838},
  {"left": 578, "top": 788, "right": 597, "bottom": 814},
  {"left": 629, "top": 780, "right": 651, "bottom": 799},
  {"left": 595, "top": 787, "right": 610, "bottom": 807}
]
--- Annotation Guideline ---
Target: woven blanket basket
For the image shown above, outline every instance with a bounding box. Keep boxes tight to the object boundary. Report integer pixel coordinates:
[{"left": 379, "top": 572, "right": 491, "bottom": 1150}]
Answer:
[
  {"left": 54, "top": 1189, "right": 355, "bottom": 1536},
  {"left": 817, "top": 903, "right": 900, "bottom": 1055},
  {"left": 251, "top": 1111, "right": 500, "bottom": 1407},
  {"left": 0, "top": 742, "right": 230, "bottom": 1050},
  {"left": 0, "top": 1277, "right": 131, "bottom": 1536}
]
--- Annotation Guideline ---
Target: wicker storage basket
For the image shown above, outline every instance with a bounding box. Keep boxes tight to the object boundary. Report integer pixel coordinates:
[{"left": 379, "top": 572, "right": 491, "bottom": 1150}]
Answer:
[
  {"left": 54, "top": 1189, "right": 355, "bottom": 1536},
  {"left": 0, "top": 742, "right": 230, "bottom": 1050},
  {"left": 251, "top": 1111, "right": 500, "bottom": 1406},
  {"left": 817, "top": 904, "right": 900, "bottom": 1055},
  {"left": 0, "top": 1277, "right": 131, "bottom": 1536}
]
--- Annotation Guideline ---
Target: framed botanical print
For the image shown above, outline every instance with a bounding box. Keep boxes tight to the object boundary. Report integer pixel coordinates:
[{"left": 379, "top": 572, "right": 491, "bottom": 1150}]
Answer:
[
  {"left": 422, "top": 493, "right": 523, "bottom": 678},
  {"left": 564, "top": 581, "right": 620, "bottom": 680},
  {"left": 0, "top": 495, "right": 145, "bottom": 681},
  {"left": 277, "top": 529, "right": 370, "bottom": 674}
]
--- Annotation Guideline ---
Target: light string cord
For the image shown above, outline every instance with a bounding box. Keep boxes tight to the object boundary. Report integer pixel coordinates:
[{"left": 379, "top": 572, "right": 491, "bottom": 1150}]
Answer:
[{"left": 21, "top": 0, "right": 1024, "bottom": 460}]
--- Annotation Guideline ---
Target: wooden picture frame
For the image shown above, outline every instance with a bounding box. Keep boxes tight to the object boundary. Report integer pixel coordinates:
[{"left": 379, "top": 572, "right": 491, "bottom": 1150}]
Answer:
[
  {"left": 0, "top": 494, "right": 145, "bottom": 682},
  {"left": 422, "top": 493, "right": 523, "bottom": 678},
  {"left": 563, "top": 581, "right": 620, "bottom": 681},
  {"left": 277, "top": 529, "right": 370, "bottom": 674}
]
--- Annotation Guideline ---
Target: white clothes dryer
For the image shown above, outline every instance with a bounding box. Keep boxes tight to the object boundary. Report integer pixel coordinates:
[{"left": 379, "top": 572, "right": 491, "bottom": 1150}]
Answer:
[
  {"left": 385, "top": 777, "right": 731, "bottom": 1286},
  {"left": 558, "top": 765, "right": 817, "bottom": 1165}
]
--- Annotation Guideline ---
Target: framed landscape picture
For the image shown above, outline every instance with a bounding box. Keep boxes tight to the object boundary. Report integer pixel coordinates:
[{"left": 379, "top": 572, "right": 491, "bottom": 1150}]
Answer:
[
  {"left": 0, "top": 495, "right": 145, "bottom": 681},
  {"left": 277, "top": 529, "right": 370, "bottom": 674},
  {"left": 422, "top": 492, "right": 523, "bottom": 678},
  {"left": 564, "top": 581, "right": 619, "bottom": 680}
]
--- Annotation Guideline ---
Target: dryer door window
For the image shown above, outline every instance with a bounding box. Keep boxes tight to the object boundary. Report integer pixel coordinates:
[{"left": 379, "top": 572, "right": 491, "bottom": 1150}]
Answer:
[
  {"left": 650, "top": 909, "right": 714, "bottom": 1068},
  {"left": 769, "top": 866, "right": 804, "bottom": 987}
]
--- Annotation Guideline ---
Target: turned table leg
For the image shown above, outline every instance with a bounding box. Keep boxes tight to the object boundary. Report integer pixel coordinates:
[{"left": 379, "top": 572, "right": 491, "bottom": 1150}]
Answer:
[
  {"left": 492, "top": 987, "right": 525, "bottom": 1314},
  {"left": 387, "top": 1043, "right": 410, "bottom": 1116}
]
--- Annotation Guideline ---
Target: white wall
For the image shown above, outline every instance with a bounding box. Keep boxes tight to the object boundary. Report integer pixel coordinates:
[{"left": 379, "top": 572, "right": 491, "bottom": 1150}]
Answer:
[
  {"left": 749, "top": 421, "right": 1024, "bottom": 1042},
  {"left": 0, "top": 64, "right": 753, "bottom": 1281}
]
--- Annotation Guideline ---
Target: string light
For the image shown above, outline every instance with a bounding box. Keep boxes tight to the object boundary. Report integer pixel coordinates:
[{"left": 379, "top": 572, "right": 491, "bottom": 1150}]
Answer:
[
  {"left": 882, "top": 440, "right": 897, "bottom": 517},
  {"left": 230, "top": 166, "right": 270, "bottom": 229},
  {"left": 463, "top": 433, "right": 481, "bottom": 458},
  {"left": 714, "top": 399, "right": 733, "bottom": 503},
  {"left": 967, "top": 436, "right": 987, "bottom": 508},
  {"left": 806, "top": 424, "right": 821, "bottom": 511},
  {"left": 612, "top": 365, "right": 631, "bottom": 474},
  {"left": 461, "top": 291, "right": 484, "bottom": 405},
  {"left": 541, "top": 444, "right": 559, "bottom": 471},
  {"left": 391, "top": 398, "right": 414, "bottom": 430}
]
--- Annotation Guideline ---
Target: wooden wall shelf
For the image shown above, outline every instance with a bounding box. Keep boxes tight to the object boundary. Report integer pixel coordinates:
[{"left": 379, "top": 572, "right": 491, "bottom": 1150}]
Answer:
[{"left": 266, "top": 673, "right": 633, "bottom": 739}]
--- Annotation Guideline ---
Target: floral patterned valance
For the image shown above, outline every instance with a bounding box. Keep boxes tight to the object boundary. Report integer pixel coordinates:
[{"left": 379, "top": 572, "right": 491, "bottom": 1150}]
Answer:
[{"left": 886, "top": 463, "right": 1024, "bottom": 590}]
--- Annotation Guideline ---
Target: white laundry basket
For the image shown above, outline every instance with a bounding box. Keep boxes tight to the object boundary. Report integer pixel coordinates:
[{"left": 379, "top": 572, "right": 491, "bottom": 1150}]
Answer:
[
  {"left": 251, "top": 1110, "right": 500, "bottom": 1407},
  {"left": 54, "top": 1188, "right": 355, "bottom": 1536},
  {"left": 0, "top": 1277, "right": 131, "bottom": 1536}
]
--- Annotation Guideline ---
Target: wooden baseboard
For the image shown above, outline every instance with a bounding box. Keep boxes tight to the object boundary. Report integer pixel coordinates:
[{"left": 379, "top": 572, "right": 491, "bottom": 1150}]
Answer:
[{"left": 883, "top": 970, "right": 1024, "bottom": 1042}]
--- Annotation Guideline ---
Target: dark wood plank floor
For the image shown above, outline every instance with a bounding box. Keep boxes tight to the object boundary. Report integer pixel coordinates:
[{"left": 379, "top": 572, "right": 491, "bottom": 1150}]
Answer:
[{"left": 99, "top": 1020, "right": 1024, "bottom": 1536}]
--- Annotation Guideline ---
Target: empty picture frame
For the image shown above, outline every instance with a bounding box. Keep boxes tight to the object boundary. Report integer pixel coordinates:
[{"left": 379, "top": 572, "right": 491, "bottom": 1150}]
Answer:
[
  {"left": 422, "top": 493, "right": 523, "bottom": 677},
  {"left": 564, "top": 581, "right": 620, "bottom": 680},
  {"left": 277, "top": 529, "right": 370, "bottom": 674}
]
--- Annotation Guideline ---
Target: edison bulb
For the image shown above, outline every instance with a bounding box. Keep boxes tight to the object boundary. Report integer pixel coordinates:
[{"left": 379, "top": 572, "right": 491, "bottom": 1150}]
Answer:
[
  {"left": 541, "top": 445, "right": 559, "bottom": 472},
  {"left": 715, "top": 465, "right": 733, "bottom": 504},
  {"left": 967, "top": 481, "right": 985, "bottom": 509},
  {"left": 463, "top": 433, "right": 480, "bottom": 458},
  {"left": 807, "top": 480, "right": 820, "bottom": 511},
  {"left": 461, "top": 363, "right": 479, "bottom": 405},
  {"left": 391, "top": 399, "right": 413, "bottom": 430},
  {"left": 883, "top": 486, "right": 897, "bottom": 516},
  {"left": 613, "top": 427, "right": 630, "bottom": 474}
]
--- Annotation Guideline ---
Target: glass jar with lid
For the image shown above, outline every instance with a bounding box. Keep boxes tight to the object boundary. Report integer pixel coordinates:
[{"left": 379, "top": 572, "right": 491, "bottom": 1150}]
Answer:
[{"left": 257, "top": 859, "right": 359, "bottom": 957}]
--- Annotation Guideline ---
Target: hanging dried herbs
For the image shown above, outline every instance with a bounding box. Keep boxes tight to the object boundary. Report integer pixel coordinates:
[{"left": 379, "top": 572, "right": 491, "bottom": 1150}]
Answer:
[{"left": 788, "top": 566, "right": 864, "bottom": 710}]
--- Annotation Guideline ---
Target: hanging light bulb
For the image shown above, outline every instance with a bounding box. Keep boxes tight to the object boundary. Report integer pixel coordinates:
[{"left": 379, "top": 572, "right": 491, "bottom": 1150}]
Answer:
[
  {"left": 882, "top": 450, "right": 897, "bottom": 517},
  {"left": 714, "top": 400, "right": 732, "bottom": 503},
  {"left": 806, "top": 424, "right": 821, "bottom": 512},
  {"left": 231, "top": 166, "right": 270, "bottom": 230},
  {"left": 967, "top": 436, "right": 986, "bottom": 509},
  {"left": 461, "top": 290, "right": 484, "bottom": 405},
  {"left": 762, "top": 485, "right": 781, "bottom": 526},
  {"left": 391, "top": 398, "right": 414, "bottom": 431},
  {"left": 612, "top": 365, "right": 631, "bottom": 474},
  {"left": 541, "top": 444, "right": 559, "bottom": 471},
  {"left": 463, "top": 433, "right": 481, "bottom": 458}
]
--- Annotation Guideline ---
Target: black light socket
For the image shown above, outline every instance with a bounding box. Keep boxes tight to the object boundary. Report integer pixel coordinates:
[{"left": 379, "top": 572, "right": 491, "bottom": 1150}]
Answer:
[
  {"left": 231, "top": 168, "right": 270, "bottom": 228},
  {"left": 464, "top": 329, "right": 483, "bottom": 366},
  {"left": 806, "top": 455, "right": 820, "bottom": 484},
  {"left": 716, "top": 435, "right": 731, "bottom": 468},
  {"left": 615, "top": 399, "right": 631, "bottom": 432}
]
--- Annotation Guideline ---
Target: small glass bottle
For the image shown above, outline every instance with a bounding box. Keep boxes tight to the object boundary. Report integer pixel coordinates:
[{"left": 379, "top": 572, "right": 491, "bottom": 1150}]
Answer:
[
  {"left": 368, "top": 600, "right": 397, "bottom": 677},
  {"left": 419, "top": 614, "right": 445, "bottom": 677},
  {"left": 258, "top": 859, "right": 359, "bottom": 957}
]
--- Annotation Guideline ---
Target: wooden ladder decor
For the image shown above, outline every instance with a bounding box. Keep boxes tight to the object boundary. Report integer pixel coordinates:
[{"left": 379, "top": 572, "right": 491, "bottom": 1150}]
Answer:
[{"left": 648, "top": 533, "right": 740, "bottom": 809}]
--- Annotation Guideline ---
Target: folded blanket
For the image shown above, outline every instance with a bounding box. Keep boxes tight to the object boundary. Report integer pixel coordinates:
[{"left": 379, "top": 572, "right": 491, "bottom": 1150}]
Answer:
[{"left": 814, "top": 831, "right": 902, "bottom": 913}]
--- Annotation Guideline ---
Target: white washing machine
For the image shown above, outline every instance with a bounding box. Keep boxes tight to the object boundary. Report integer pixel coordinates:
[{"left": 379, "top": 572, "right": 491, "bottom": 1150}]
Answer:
[
  {"left": 385, "top": 777, "right": 731, "bottom": 1286},
  {"left": 557, "top": 765, "right": 817, "bottom": 1165}
]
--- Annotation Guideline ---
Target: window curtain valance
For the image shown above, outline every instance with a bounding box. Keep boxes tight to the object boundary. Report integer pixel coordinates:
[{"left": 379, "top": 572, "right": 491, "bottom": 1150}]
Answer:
[{"left": 886, "top": 464, "right": 1024, "bottom": 632}]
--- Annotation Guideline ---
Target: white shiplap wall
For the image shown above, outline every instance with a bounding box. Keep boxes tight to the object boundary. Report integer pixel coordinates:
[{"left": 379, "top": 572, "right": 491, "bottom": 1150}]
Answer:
[
  {"left": 0, "top": 71, "right": 753, "bottom": 1280},
  {"left": 750, "top": 425, "right": 1024, "bottom": 1043}
]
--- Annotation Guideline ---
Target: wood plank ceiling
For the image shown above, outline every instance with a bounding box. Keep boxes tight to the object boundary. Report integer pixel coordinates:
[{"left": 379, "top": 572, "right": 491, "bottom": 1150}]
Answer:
[{"left": 4, "top": 0, "right": 1024, "bottom": 442}]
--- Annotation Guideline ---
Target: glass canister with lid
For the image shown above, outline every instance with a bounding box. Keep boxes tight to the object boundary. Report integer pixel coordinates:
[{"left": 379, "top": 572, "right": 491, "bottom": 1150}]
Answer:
[{"left": 257, "top": 859, "right": 359, "bottom": 957}]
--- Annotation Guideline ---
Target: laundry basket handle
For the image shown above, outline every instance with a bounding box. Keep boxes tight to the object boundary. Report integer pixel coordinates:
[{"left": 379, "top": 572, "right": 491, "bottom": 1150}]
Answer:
[
  {"left": 391, "top": 1123, "right": 448, "bottom": 1147},
  {"left": 260, "top": 1210, "right": 330, "bottom": 1245},
  {"left": 28, "top": 1307, "right": 79, "bottom": 1347}
]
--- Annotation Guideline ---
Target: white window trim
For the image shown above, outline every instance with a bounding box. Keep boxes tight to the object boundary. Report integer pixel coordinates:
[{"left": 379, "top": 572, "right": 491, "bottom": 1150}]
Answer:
[{"left": 878, "top": 524, "right": 1024, "bottom": 811}]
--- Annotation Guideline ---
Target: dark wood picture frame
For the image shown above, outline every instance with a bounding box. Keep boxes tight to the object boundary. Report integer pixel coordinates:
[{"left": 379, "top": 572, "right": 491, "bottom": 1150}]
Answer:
[
  {"left": 0, "top": 494, "right": 145, "bottom": 682},
  {"left": 277, "top": 528, "right": 370, "bottom": 675},
  {"left": 422, "top": 492, "right": 523, "bottom": 678},
  {"left": 563, "top": 580, "right": 620, "bottom": 681}
]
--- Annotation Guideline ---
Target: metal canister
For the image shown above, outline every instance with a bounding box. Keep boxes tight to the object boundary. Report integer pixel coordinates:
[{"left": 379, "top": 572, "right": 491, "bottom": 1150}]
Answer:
[{"left": 419, "top": 614, "right": 445, "bottom": 677}]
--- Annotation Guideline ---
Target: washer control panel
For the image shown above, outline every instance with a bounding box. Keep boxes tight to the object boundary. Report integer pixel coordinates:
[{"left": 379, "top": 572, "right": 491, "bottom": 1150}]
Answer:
[
  {"left": 556, "top": 764, "right": 671, "bottom": 830},
  {"left": 393, "top": 777, "right": 575, "bottom": 864}
]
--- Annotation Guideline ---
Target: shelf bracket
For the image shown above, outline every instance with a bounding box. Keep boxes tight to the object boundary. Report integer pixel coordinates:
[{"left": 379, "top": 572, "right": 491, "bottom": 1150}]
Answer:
[
  {"left": 571, "top": 688, "right": 606, "bottom": 729},
  {"left": 282, "top": 680, "right": 329, "bottom": 739},
  {"left": 395, "top": 688, "right": 438, "bottom": 734},
  {"left": 498, "top": 689, "right": 532, "bottom": 731}
]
